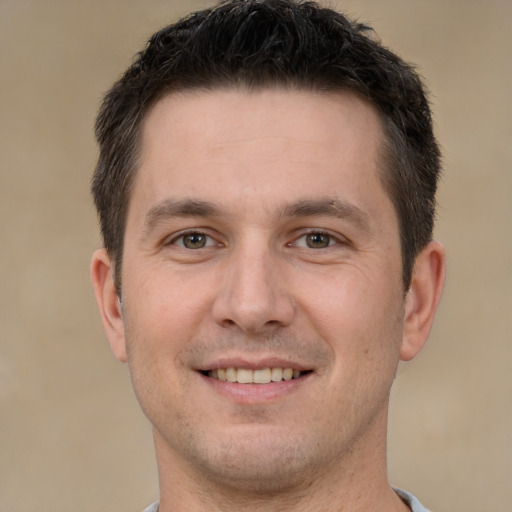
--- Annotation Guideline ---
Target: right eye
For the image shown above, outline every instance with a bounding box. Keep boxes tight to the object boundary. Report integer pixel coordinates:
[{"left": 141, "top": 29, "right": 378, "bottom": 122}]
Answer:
[
  {"left": 297, "top": 232, "right": 335, "bottom": 249},
  {"left": 172, "top": 232, "right": 216, "bottom": 249}
]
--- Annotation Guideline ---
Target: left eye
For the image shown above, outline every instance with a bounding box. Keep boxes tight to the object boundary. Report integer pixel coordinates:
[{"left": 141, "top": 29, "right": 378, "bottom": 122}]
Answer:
[
  {"left": 173, "top": 232, "right": 216, "bottom": 249},
  {"left": 295, "top": 232, "right": 336, "bottom": 249}
]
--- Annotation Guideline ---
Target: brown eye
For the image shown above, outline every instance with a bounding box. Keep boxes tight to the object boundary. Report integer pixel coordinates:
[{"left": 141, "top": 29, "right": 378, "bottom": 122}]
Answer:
[
  {"left": 305, "top": 232, "right": 332, "bottom": 248},
  {"left": 181, "top": 233, "right": 208, "bottom": 249}
]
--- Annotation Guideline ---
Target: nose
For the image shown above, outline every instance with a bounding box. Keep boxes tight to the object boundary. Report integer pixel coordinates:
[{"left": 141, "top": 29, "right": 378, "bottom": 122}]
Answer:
[{"left": 212, "top": 242, "right": 295, "bottom": 333}]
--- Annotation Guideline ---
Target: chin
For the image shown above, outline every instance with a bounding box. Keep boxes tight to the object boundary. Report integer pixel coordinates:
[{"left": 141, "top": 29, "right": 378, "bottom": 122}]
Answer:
[{"left": 180, "top": 425, "right": 332, "bottom": 493}]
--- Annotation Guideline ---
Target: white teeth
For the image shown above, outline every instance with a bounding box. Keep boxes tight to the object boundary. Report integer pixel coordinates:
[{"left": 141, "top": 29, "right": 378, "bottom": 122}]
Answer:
[
  {"left": 283, "top": 368, "right": 293, "bottom": 381},
  {"left": 253, "top": 368, "right": 272, "bottom": 384},
  {"left": 271, "top": 367, "right": 283, "bottom": 382},
  {"left": 207, "top": 367, "right": 304, "bottom": 384},
  {"left": 226, "top": 367, "right": 237, "bottom": 382},
  {"left": 237, "top": 368, "right": 253, "bottom": 384}
]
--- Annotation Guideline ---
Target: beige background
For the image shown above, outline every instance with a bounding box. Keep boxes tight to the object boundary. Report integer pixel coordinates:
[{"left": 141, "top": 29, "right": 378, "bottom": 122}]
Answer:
[{"left": 1, "top": 1, "right": 510, "bottom": 511}]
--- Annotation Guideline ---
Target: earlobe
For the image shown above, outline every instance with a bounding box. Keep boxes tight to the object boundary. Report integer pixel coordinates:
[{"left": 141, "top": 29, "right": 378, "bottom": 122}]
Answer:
[
  {"left": 400, "top": 241, "right": 446, "bottom": 361},
  {"left": 90, "top": 249, "right": 127, "bottom": 362}
]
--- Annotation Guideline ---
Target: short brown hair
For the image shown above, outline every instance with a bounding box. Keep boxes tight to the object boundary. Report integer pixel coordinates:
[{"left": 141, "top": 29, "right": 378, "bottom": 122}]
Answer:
[{"left": 92, "top": 0, "right": 440, "bottom": 291}]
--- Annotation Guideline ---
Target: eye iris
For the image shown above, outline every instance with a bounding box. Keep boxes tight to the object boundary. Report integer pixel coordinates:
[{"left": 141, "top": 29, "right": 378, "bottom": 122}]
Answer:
[
  {"left": 306, "top": 233, "right": 330, "bottom": 248},
  {"left": 183, "top": 233, "right": 206, "bottom": 249}
]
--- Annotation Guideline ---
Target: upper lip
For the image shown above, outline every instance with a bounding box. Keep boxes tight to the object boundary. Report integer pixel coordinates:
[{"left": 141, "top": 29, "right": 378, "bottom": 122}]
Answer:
[{"left": 196, "top": 356, "right": 312, "bottom": 372}]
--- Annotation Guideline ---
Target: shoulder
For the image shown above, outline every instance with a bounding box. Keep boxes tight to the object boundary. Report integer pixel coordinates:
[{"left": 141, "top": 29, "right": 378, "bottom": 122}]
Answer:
[
  {"left": 394, "top": 488, "right": 432, "bottom": 512},
  {"left": 142, "top": 502, "right": 159, "bottom": 512}
]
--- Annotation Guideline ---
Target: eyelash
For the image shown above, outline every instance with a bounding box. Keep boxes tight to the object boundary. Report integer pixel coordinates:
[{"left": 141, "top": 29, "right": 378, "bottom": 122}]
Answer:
[
  {"left": 290, "top": 230, "right": 345, "bottom": 249},
  {"left": 167, "top": 229, "right": 345, "bottom": 251},
  {"left": 167, "top": 230, "right": 219, "bottom": 249}
]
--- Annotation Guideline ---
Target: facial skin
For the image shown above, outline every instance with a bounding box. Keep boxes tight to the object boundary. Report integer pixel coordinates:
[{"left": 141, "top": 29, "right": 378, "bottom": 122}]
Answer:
[{"left": 91, "top": 88, "right": 445, "bottom": 512}]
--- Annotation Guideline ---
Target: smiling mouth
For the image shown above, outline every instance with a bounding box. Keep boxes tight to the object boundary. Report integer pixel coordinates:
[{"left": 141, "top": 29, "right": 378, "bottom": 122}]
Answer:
[{"left": 202, "top": 367, "right": 312, "bottom": 384}]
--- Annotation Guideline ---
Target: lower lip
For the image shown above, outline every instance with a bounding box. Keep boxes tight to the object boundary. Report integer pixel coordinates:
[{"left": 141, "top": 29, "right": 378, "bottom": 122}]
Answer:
[{"left": 199, "top": 372, "right": 312, "bottom": 404}]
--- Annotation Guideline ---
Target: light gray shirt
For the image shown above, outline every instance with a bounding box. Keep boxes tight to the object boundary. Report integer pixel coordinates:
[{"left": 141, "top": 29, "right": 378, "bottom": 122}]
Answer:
[{"left": 142, "top": 488, "right": 431, "bottom": 511}]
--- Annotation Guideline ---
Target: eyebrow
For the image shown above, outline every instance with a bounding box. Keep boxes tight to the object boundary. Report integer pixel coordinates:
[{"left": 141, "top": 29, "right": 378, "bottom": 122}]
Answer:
[
  {"left": 143, "top": 198, "right": 221, "bottom": 233},
  {"left": 142, "top": 196, "right": 372, "bottom": 233},
  {"left": 282, "top": 198, "right": 372, "bottom": 231}
]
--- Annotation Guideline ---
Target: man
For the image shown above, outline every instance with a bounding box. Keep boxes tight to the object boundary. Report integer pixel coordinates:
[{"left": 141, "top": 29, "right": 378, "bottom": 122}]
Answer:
[{"left": 90, "top": 1, "right": 445, "bottom": 511}]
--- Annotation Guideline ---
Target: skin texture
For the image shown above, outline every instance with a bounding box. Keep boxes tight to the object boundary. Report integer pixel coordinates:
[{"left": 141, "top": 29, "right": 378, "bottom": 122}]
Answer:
[{"left": 91, "top": 88, "right": 445, "bottom": 512}]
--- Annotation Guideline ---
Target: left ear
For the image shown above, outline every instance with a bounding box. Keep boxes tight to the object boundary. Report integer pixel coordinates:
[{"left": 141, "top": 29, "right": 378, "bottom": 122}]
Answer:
[{"left": 400, "top": 240, "right": 446, "bottom": 361}]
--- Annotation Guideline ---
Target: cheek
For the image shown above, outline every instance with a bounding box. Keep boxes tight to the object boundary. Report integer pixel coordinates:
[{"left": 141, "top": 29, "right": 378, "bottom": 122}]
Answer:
[
  {"left": 296, "top": 265, "right": 405, "bottom": 358},
  {"left": 121, "top": 291, "right": 191, "bottom": 423},
  {"left": 121, "top": 268, "right": 219, "bottom": 397},
  {"left": 124, "top": 265, "right": 213, "bottom": 338}
]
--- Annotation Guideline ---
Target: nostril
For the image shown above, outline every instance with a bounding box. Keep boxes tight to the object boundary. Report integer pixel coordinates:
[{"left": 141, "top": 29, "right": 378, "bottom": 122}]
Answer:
[{"left": 218, "top": 318, "right": 237, "bottom": 329}]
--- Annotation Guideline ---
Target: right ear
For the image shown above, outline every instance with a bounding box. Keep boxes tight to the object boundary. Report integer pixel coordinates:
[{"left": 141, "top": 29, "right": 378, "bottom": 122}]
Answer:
[{"left": 90, "top": 249, "right": 127, "bottom": 362}]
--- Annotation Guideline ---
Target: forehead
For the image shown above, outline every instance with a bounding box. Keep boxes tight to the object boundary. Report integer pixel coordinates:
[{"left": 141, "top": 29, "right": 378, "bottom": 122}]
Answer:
[
  {"left": 139, "top": 88, "right": 385, "bottom": 191},
  {"left": 127, "top": 87, "right": 396, "bottom": 236},
  {"left": 142, "top": 87, "right": 383, "bottom": 148}
]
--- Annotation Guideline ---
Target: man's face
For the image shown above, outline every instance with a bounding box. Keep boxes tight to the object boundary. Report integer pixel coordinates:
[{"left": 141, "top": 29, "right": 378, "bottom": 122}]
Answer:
[{"left": 102, "top": 88, "right": 413, "bottom": 488}]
